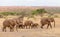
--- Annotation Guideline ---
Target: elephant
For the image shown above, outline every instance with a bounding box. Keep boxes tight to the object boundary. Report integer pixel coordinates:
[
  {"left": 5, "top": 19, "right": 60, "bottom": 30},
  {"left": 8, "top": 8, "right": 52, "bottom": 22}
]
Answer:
[
  {"left": 31, "top": 23, "right": 39, "bottom": 29},
  {"left": 2, "top": 19, "right": 16, "bottom": 32},
  {"left": 24, "top": 20, "right": 33, "bottom": 29},
  {"left": 2, "top": 16, "right": 24, "bottom": 32},
  {"left": 40, "top": 17, "right": 55, "bottom": 29}
]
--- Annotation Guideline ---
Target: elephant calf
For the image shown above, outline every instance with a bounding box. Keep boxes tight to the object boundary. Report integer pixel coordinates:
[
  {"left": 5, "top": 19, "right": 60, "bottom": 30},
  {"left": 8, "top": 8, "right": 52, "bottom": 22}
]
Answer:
[
  {"left": 24, "top": 20, "right": 33, "bottom": 29},
  {"left": 31, "top": 23, "right": 39, "bottom": 28}
]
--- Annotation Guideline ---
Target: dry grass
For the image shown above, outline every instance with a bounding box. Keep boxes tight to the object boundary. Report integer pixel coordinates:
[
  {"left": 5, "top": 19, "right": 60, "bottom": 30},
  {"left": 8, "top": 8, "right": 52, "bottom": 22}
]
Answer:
[{"left": 0, "top": 16, "right": 60, "bottom": 37}]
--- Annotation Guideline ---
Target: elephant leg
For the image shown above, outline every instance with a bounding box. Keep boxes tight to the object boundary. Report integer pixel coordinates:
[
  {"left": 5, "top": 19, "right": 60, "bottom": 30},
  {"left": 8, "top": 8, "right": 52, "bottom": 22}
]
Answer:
[
  {"left": 49, "top": 23, "right": 52, "bottom": 28},
  {"left": 47, "top": 22, "right": 52, "bottom": 29},
  {"left": 26, "top": 26, "right": 27, "bottom": 29},
  {"left": 10, "top": 27, "right": 14, "bottom": 32},
  {"left": 10, "top": 27, "right": 12, "bottom": 32},
  {"left": 41, "top": 24, "right": 44, "bottom": 29},
  {"left": 36, "top": 26, "right": 38, "bottom": 29},
  {"left": 22, "top": 25, "right": 25, "bottom": 29},
  {"left": 12, "top": 27, "right": 14, "bottom": 32},
  {"left": 31, "top": 25, "right": 32, "bottom": 29},
  {"left": 29, "top": 25, "right": 31, "bottom": 29},
  {"left": 10, "top": 25, "right": 15, "bottom": 32},
  {"left": 2, "top": 26, "right": 6, "bottom": 32},
  {"left": 47, "top": 24, "right": 50, "bottom": 29},
  {"left": 16, "top": 25, "right": 19, "bottom": 32},
  {"left": 21, "top": 25, "right": 24, "bottom": 29},
  {"left": 21, "top": 25, "right": 23, "bottom": 29}
]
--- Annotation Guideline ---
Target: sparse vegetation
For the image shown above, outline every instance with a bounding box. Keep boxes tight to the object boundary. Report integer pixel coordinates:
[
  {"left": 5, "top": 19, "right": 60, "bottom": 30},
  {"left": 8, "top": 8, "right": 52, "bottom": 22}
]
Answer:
[
  {"left": 54, "top": 15, "right": 59, "bottom": 18},
  {"left": 0, "top": 12, "right": 17, "bottom": 16},
  {"left": 0, "top": 8, "right": 60, "bottom": 18},
  {"left": 32, "top": 9, "right": 47, "bottom": 17}
]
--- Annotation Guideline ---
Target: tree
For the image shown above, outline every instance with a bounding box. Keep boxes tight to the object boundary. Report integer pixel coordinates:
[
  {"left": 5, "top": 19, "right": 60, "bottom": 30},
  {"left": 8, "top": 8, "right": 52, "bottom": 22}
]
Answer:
[{"left": 32, "top": 8, "right": 47, "bottom": 17}]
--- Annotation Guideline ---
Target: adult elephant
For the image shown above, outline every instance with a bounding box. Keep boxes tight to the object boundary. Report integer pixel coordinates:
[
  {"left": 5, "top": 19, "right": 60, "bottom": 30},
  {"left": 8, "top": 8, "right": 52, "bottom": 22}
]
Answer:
[
  {"left": 2, "top": 19, "right": 16, "bottom": 32},
  {"left": 40, "top": 17, "right": 55, "bottom": 29},
  {"left": 2, "top": 16, "right": 24, "bottom": 32}
]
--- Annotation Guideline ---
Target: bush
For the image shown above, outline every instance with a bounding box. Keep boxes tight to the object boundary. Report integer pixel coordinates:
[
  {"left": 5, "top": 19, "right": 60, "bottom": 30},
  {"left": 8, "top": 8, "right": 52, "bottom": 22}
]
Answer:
[
  {"left": 0, "top": 12, "right": 17, "bottom": 16},
  {"left": 54, "top": 15, "right": 59, "bottom": 18}
]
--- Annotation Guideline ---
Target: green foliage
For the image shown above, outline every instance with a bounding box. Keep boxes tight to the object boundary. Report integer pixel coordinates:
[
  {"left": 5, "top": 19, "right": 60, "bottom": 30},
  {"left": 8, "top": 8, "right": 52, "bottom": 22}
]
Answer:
[
  {"left": 36, "top": 9, "right": 47, "bottom": 14},
  {"left": 32, "top": 10, "right": 38, "bottom": 15},
  {"left": 16, "top": 12, "right": 21, "bottom": 15},
  {"left": 0, "top": 9, "right": 48, "bottom": 18},
  {"left": 0, "top": 12, "right": 17, "bottom": 16},
  {"left": 32, "top": 9, "right": 47, "bottom": 17}
]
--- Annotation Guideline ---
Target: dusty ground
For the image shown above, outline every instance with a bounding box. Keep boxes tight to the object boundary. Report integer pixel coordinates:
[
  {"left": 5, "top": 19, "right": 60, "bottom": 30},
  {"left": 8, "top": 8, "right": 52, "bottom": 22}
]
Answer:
[{"left": 0, "top": 16, "right": 60, "bottom": 37}]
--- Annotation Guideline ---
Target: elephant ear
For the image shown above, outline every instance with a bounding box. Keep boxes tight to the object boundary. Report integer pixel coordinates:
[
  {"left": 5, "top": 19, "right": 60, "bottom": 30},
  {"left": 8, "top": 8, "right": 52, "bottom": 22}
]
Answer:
[
  {"left": 49, "top": 17, "right": 54, "bottom": 22},
  {"left": 46, "top": 18, "right": 51, "bottom": 22},
  {"left": 51, "top": 18, "right": 54, "bottom": 22}
]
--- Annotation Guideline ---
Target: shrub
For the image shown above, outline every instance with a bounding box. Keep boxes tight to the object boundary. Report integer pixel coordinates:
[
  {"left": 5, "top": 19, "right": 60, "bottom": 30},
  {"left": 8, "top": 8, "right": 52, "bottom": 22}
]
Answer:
[{"left": 0, "top": 12, "right": 17, "bottom": 16}]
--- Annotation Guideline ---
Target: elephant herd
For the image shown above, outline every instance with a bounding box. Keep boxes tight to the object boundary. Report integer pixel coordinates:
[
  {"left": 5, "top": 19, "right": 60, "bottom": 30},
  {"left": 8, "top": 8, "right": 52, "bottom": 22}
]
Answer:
[{"left": 2, "top": 16, "right": 55, "bottom": 32}]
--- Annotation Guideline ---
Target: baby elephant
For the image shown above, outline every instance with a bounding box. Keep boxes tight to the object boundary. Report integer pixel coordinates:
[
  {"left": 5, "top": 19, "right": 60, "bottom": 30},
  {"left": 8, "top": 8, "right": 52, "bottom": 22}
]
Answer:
[
  {"left": 24, "top": 20, "right": 33, "bottom": 29},
  {"left": 18, "top": 23, "right": 25, "bottom": 29},
  {"left": 31, "top": 23, "right": 39, "bottom": 29}
]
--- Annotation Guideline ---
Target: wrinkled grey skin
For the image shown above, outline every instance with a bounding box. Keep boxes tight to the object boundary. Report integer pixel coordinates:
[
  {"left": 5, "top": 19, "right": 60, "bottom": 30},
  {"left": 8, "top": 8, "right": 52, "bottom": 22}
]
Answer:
[{"left": 40, "top": 17, "right": 55, "bottom": 29}]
